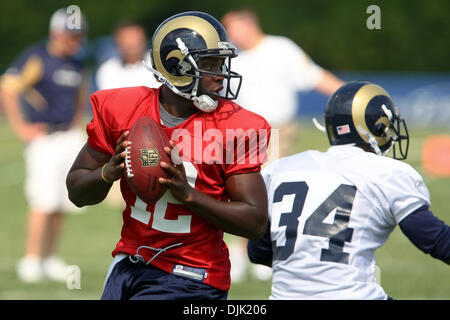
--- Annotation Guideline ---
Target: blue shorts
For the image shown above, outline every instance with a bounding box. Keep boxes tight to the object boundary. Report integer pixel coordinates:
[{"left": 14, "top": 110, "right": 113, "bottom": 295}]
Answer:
[{"left": 101, "top": 255, "right": 228, "bottom": 300}]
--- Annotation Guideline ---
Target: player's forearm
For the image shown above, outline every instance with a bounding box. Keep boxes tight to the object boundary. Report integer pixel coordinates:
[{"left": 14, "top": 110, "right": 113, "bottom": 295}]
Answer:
[
  {"left": 248, "top": 223, "right": 273, "bottom": 267},
  {"left": 315, "top": 70, "right": 345, "bottom": 96},
  {"left": 184, "top": 189, "right": 267, "bottom": 240},
  {"left": 70, "top": 81, "right": 88, "bottom": 128},
  {"left": 399, "top": 206, "right": 450, "bottom": 264},
  {"left": 2, "top": 89, "right": 28, "bottom": 134},
  {"left": 67, "top": 135, "right": 129, "bottom": 207},
  {"left": 66, "top": 167, "right": 113, "bottom": 207}
]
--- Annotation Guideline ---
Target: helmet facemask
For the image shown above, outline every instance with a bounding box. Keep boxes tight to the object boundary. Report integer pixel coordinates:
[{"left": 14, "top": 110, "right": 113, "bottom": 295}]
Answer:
[
  {"left": 361, "top": 104, "right": 410, "bottom": 160},
  {"left": 177, "top": 40, "right": 242, "bottom": 101},
  {"left": 144, "top": 36, "right": 242, "bottom": 112},
  {"left": 381, "top": 105, "right": 409, "bottom": 160}
]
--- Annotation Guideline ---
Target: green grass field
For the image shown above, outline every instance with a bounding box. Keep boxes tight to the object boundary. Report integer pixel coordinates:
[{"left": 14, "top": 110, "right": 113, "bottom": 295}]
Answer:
[{"left": 0, "top": 117, "right": 448, "bottom": 300}]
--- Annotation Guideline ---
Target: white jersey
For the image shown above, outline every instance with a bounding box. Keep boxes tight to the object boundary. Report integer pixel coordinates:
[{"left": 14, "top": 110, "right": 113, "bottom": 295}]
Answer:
[
  {"left": 231, "top": 35, "right": 323, "bottom": 127},
  {"left": 96, "top": 56, "right": 161, "bottom": 90},
  {"left": 262, "top": 145, "right": 430, "bottom": 299}
]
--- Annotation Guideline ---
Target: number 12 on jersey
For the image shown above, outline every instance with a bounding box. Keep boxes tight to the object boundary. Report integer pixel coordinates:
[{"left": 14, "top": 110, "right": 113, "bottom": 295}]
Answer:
[
  {"left": 130, "top": 161, "right": 198, "bottom": 233},
  {"left": 272, "top": 181, "right": 356, "bottom": 264}
]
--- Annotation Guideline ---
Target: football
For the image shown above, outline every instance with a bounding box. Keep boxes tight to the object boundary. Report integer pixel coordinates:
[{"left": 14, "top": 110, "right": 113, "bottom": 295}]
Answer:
[{"left": 125, "top": 116, "right": 172, "bottom": 204}]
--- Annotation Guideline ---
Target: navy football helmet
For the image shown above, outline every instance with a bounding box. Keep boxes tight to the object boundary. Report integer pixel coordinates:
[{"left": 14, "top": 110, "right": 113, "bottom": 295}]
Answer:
[
  {"left": 324, "top": 81, "right": 409, "bottom": 160},
  {"left": 144, "top": 11, "right": 242, "bottom": 112}
]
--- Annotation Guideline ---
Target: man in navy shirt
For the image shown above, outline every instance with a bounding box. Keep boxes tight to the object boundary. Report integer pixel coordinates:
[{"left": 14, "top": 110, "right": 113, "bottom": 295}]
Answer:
[{"left": 1, "top": 7, "right": 87, "bottom": 282}]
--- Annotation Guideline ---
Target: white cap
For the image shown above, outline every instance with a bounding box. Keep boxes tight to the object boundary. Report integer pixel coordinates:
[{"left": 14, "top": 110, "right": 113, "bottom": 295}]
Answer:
[{"left": 49, "top": 6, "right": 87, "bottom": 33}]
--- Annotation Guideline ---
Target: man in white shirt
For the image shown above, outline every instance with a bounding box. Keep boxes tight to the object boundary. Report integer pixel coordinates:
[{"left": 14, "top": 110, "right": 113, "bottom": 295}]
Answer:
[
  {"left": 96, "top": 20, "right": 160, "bottom": 90},
  {"left": 222, "top": 8, "right": 344, "bottom": 283},
  {"left": 222, "top": 9, "right": 344, "bottom": 157},
  {"left": 248, "top": 81, "right": 450, "bottom": 299}
]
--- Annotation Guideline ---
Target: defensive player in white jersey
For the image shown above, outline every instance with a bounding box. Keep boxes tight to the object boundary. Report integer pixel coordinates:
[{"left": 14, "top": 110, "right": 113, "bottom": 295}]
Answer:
[{"left": 248, "top": 81, "right": 450, "bottom": 299}]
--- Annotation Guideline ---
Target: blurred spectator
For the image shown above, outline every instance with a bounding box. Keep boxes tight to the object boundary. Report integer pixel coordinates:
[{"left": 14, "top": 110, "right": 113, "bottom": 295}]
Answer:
[
  {"left": 222, "top": 8, "right": 344, "bottom": 283},
  {"left": 95, "top": 20, "right": 161, "bottom": 207},
  {"left": 0, "top": 7, "right": 88, "bottom": 283},
  {"left": 222, "top": 8, "right": 344, "bottom": 157},
  {"left": 95, "top": 20, "right": 160, "bottom": 90}
]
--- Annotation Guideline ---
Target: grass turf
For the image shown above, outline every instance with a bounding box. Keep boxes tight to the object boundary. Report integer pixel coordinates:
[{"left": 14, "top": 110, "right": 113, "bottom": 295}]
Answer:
[{"left": 0, "top": 118, "right": 448, "bottom": 299}]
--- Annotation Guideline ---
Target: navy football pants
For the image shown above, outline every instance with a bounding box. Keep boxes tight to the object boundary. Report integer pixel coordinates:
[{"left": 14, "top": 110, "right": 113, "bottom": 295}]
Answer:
[{"left": 101, "top": 256, "right": 228, "bottom": 300}]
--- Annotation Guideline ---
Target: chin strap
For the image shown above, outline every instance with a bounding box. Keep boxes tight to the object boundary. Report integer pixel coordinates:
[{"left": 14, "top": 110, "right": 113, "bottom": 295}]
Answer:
[
  {"left": 312, "top": 117, "right": 326, "bottom": 132},
  {"left": 356, "top": 125, "right": 385, "bottom": 156},
  {"left": 356, "top": 104, "right": 397, "bottom": 156},
  {"left": 191, "top": 95, "right": 218, "bottom": 112},
  {"left": 142, "top": 47, "right": 218, "bottom": 113}
]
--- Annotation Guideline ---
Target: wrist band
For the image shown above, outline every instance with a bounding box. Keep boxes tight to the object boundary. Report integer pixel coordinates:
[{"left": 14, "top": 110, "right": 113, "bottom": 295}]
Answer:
[{"left": 101, "top": 163, "right": 112, "bottom": 184}]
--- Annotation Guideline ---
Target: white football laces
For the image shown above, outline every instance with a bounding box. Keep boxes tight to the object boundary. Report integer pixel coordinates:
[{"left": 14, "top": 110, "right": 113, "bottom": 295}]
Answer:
[{"left": 125, "top": 142, "right": 134, "bottom": 178}]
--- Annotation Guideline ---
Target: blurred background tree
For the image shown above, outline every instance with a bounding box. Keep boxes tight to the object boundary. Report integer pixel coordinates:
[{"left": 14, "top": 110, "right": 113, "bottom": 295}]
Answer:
[{"left": 0, "top": 0, "right": 449, "bottom": 72}]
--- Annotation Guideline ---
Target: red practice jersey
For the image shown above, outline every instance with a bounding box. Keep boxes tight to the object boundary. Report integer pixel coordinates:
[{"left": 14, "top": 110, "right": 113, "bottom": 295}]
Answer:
[{"left": 87, "top": 86, "right": 271, "bottom": 290}]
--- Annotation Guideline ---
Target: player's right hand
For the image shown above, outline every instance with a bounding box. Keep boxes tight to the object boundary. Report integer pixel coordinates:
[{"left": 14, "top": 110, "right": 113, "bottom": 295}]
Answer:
[
  {"left": 17, "top": 122, "right": 48, "bottom": 142},
  {"left": 102, "top": 130, "right": 130, "bottom": 183},
  {"left": 159, "top": 140, "right": 195, "bottom": 203}
]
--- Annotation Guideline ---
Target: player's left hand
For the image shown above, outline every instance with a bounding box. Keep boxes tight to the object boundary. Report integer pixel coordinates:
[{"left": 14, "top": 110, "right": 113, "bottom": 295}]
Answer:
[{"left": 159, "top": 140, "right": 195, "bottom": 203}]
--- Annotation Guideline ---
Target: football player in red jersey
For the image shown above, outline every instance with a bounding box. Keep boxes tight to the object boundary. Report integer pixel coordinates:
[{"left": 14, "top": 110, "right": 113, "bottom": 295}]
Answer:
[{"left": 66, "top": 11, "right": 271, "bottom": 299}]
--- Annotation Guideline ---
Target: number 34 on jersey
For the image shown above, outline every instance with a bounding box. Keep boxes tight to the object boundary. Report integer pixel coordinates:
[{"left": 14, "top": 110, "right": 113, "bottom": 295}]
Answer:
[{"left": 269, "top": 171, "right": 357, "bottom": 265}]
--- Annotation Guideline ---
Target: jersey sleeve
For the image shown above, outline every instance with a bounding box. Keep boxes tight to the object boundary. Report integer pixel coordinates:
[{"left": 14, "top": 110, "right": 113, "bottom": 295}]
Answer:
[
  {"left": 1, "top": 48, "right": 43, "bottom": 93},
  {"left": 382, "top": 165, "right": 431, "bottom": 224},
  {"left": 223, "top": 111, "right": 271, "bottom": 179},
  {"left": 247, "top": 221, "right": 273, "bottom": 266},
  {"left": 399, "top": 206, "right": 450, "bottom": 263},
  {"left": 86, "top": 91, "right": 115, "bottom": 155}
]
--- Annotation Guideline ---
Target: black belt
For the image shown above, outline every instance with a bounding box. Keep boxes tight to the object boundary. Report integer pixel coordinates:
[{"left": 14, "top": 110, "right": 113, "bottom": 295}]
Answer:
[{"left": 47, "top": 123, "right": 71, "bottom": 134}]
